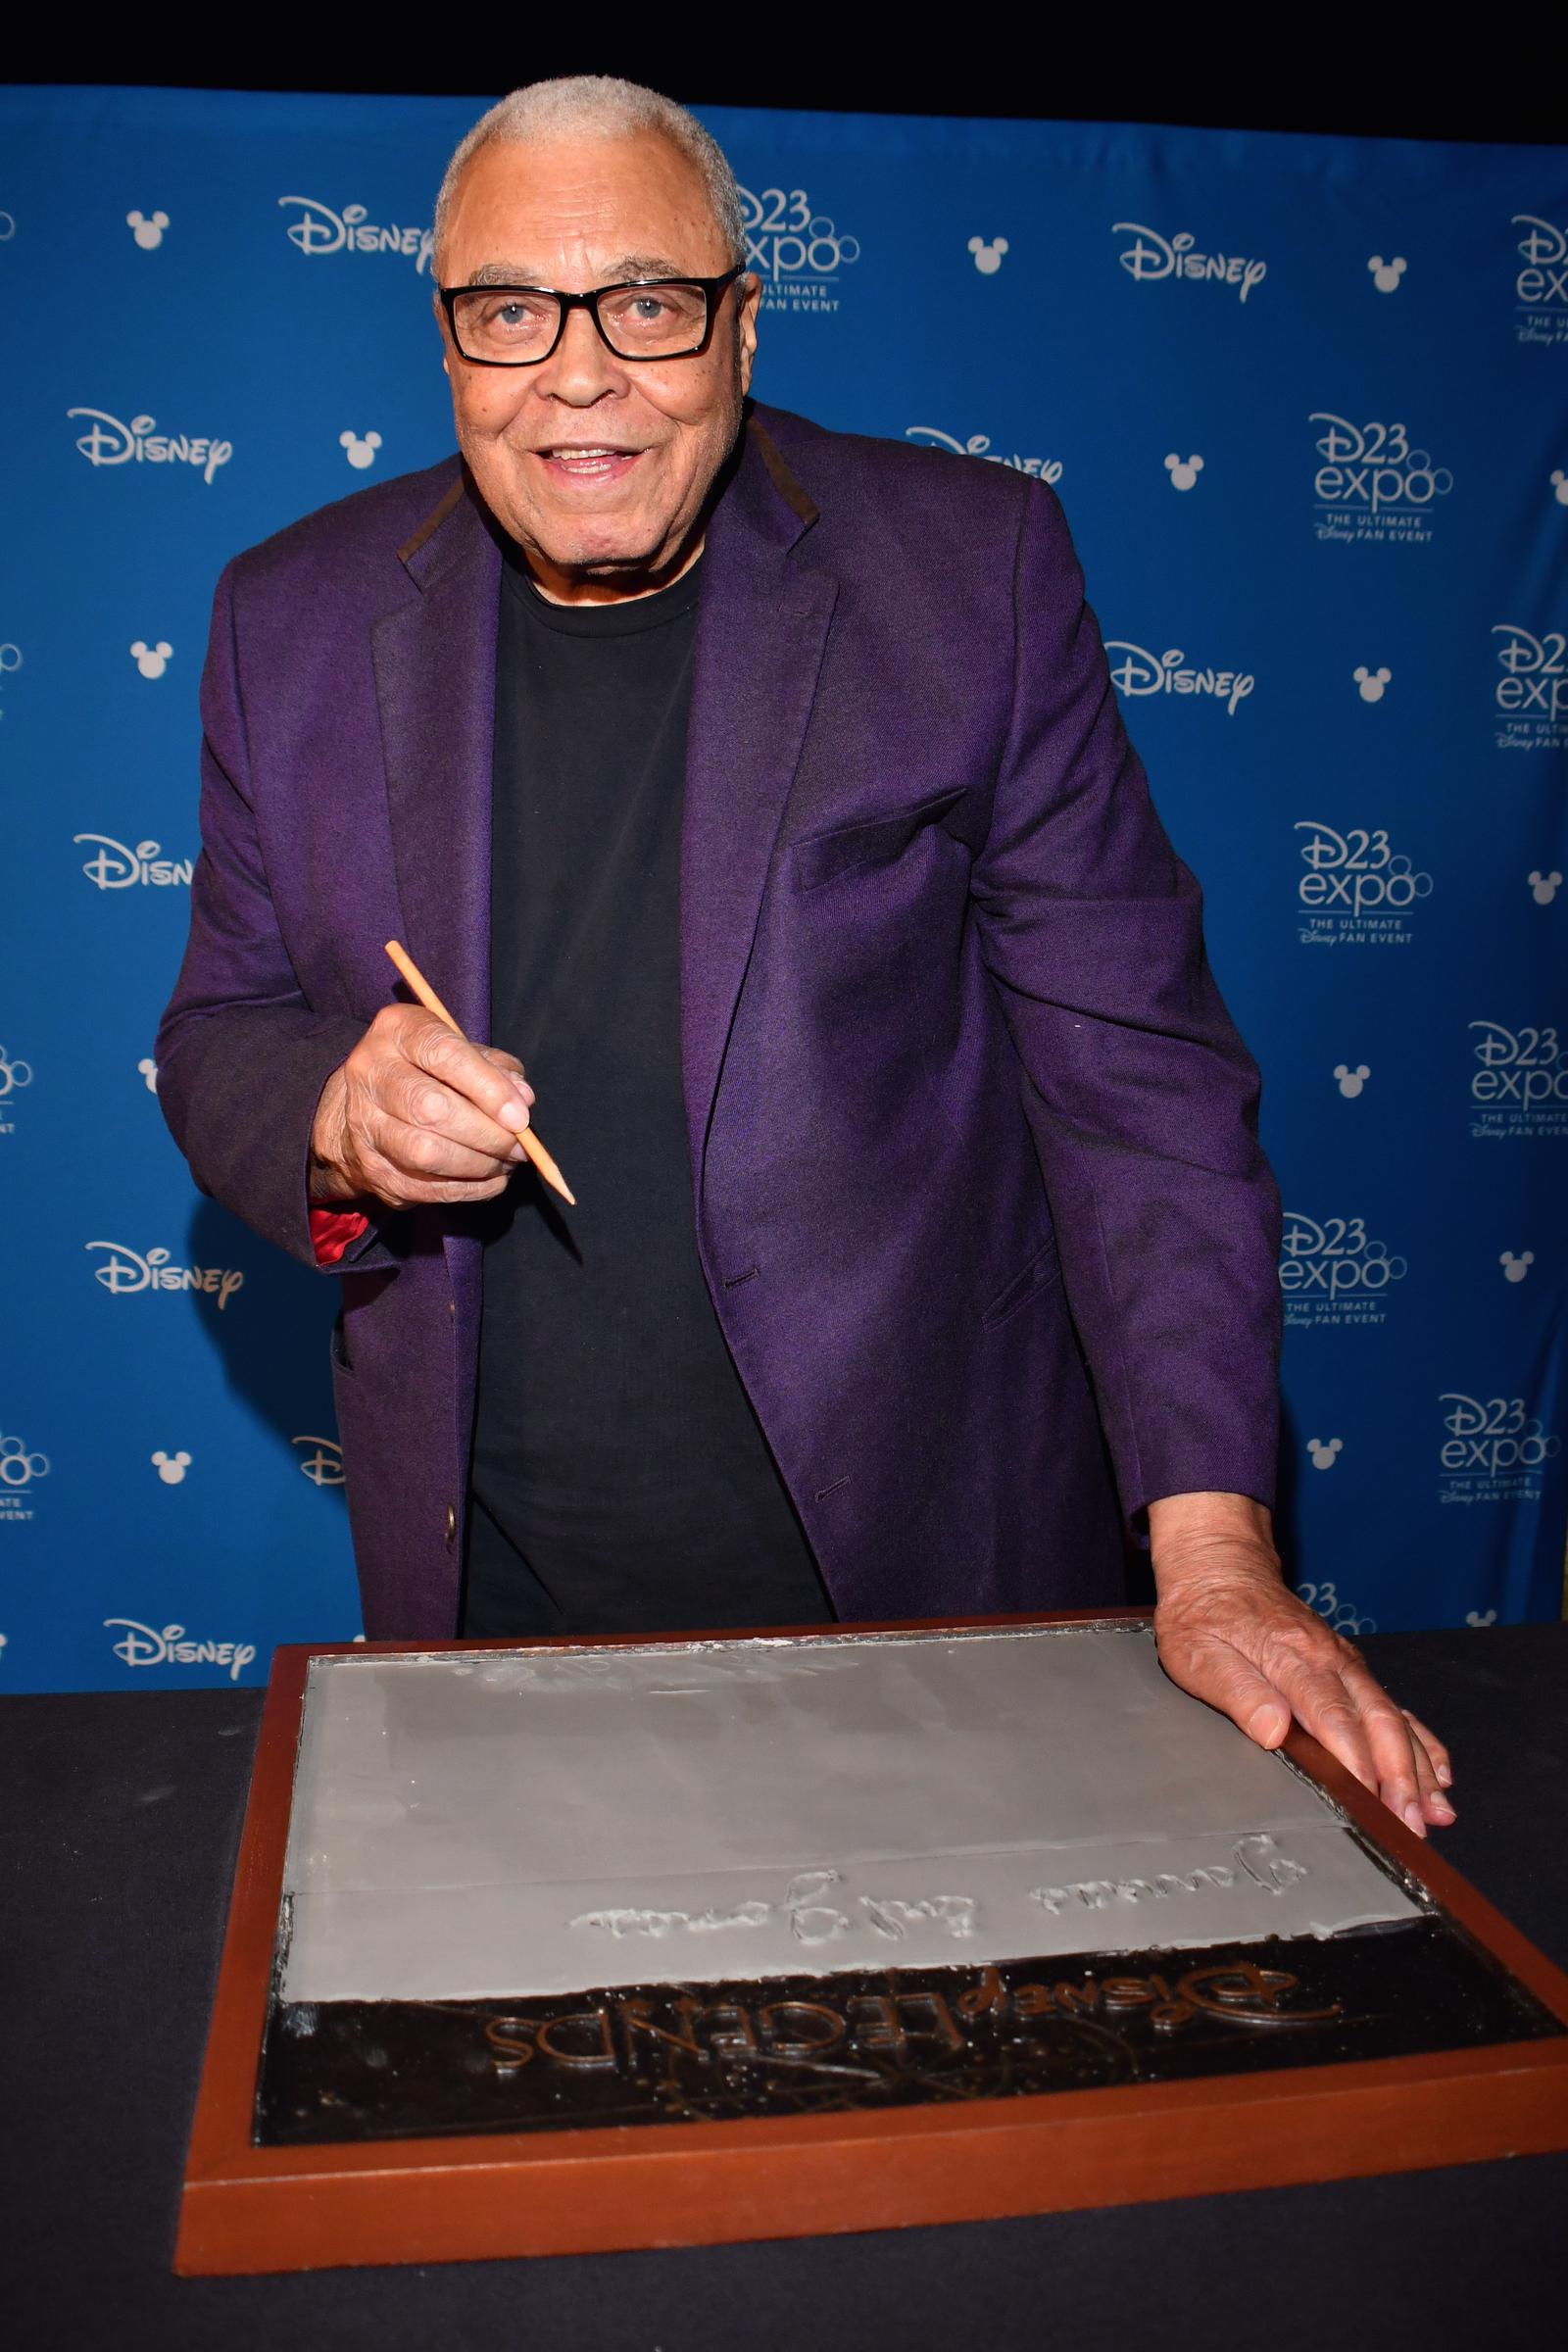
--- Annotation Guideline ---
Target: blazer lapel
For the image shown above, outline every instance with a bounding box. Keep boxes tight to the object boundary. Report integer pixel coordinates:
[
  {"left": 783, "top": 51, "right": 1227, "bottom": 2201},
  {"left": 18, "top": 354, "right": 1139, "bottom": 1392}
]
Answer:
[
  {"left": 681, "top": 419, "right": 836, "bottom": 1191},
  {"left": 371, "top": 468, "right": 501, "bottom": 1044},
  {"left": 368, "top": 425, "right": 836, "bottom": 1192}
]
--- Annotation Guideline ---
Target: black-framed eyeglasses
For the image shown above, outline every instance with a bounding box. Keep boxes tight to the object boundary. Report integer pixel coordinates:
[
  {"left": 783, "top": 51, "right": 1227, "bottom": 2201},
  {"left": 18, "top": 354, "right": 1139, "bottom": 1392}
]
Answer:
[{"left": 439, "top": 268, "right": 744, "bottom": 367}]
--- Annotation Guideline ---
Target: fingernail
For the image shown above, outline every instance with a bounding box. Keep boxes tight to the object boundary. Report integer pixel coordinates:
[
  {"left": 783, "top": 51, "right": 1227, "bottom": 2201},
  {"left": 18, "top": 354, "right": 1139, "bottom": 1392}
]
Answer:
[
  {"left": 1430, "top": 1795, "right": 1456, "bottom": 1822},
  {"left": 1402, "top": 1801, "right": 1427, "bottom": 1838},
  {"left": 1436, "top": 1763, "right": 1452, "bottom": 1787},
  {"left": 500, "top": 1101, "right": 529, "bottom": 1129},
  {"left": 1247, "top": 1703, "right": 1287, "bottom": 1745}
]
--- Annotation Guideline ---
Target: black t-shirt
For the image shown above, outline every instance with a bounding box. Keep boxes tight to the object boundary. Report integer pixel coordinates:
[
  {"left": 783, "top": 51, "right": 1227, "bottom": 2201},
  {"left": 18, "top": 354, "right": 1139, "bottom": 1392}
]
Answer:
[{"left": 464, "top": 542, "right": 833, "bottom": 1638}]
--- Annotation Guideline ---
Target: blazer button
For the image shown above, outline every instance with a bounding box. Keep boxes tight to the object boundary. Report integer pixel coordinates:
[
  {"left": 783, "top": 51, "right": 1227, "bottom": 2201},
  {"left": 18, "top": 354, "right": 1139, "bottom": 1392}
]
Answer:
[{"left": 445, "top": 1503, "right": 457, "bottom": 1547}]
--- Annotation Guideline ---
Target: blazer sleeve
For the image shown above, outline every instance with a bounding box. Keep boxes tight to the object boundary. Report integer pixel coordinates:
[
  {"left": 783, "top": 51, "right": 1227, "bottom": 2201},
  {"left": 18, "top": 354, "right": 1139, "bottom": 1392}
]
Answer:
[
  {"left": 154, "top": 561, "right": 401, "bottom": 1277},
  {"left": 968, "top": 479, "right": 1282, "bottom": 1519}
]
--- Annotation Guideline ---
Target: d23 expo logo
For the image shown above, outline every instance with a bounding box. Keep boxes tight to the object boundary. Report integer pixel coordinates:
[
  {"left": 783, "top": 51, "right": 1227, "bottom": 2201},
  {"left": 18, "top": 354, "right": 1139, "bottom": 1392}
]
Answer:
[
  {"left": 1294, "top": 822, "right": 1432, "bottom": 948},
  {"left": 1468, "top": 1022, "right": 1568, "bottom": 1140},
  {"left": 1493, "top": 624, "right": 1567, "bottom": 754},
  {"left": 738, "top": 183, "right": 858, "bottom": 314},
  {"left": 1309, "top": 415, "right": 1452, "bottom": 546},
  {"left": 1439, "top": 1395, "right": 1560, "bottom": 1507},
  {"left": 0, "top": 1429, "right": 48, "bottom": 1522},
  {"left": 1294, "top": 1579, "right": 1377, "bottom": 1638},
  {"left": 0, "top": 1040, "right": 31, "bottom": 1136},
  {"left": 1512, "top": 215, "right": 1568, "bottom": 348},
  {"left": 1278, "top": 1214, "right": 1407, "bottom": 1329}
]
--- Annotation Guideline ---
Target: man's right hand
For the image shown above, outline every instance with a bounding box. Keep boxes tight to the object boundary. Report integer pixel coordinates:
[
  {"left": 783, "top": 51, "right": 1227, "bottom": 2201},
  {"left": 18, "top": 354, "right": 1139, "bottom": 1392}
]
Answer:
[{"left": 308, "top": 1005, "right": 535, "bottom": 1208}]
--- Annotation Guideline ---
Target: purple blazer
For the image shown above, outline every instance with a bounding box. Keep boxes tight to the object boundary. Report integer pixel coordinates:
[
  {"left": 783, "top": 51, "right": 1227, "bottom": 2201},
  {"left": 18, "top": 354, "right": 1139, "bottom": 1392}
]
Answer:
[{"left": 157, "top": 405, "right": 1282, "bottom": 1640}]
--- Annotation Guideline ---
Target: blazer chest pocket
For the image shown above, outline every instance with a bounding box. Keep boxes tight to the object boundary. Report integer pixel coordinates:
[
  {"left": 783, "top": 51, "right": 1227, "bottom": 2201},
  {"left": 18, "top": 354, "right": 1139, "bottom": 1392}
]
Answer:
[
  {"left": 981, "top": 1232, "right": 1062, "bottom": 1329},
  {"left": 789, "top": 786, "right": 968, "bottom": 894}
]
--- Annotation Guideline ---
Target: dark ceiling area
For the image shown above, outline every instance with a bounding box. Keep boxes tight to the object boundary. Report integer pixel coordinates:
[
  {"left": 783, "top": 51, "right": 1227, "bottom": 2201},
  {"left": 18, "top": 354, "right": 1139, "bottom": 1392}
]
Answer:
[{"left": 8, "top": 41, "right": 1563, "bottom": 146}]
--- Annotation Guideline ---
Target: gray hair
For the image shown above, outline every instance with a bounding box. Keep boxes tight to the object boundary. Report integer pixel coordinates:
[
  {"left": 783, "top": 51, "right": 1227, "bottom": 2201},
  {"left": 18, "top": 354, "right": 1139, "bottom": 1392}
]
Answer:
[{"left": 432, "top": 76, "right": 747, "bottom": 277}]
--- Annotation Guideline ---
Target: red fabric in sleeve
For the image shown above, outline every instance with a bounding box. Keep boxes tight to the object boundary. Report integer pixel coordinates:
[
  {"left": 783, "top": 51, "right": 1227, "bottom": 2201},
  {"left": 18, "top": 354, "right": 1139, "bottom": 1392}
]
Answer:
[{"left": 310, "top": 1205, "right": 370, "bottom": 1266}]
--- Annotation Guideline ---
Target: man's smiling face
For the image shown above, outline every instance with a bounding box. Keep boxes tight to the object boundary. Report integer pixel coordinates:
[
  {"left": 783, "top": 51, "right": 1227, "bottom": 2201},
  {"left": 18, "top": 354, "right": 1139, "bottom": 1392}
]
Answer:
[{"left": 436, "top": 130, "right": 760, "bottom": 602}]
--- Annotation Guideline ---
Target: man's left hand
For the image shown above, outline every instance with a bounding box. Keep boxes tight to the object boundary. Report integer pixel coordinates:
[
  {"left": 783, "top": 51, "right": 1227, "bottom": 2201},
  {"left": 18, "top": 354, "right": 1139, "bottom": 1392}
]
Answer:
[{"left": 1148, "top": 1491, "right": 1454, "bottom": 1838}]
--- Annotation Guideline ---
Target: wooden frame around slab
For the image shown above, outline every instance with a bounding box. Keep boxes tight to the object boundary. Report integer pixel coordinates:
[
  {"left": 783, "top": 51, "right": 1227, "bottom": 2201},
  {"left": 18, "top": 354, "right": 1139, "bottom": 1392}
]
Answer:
[{"left": 175, "top": 1613, "right": 1568, "bottom": 2276}]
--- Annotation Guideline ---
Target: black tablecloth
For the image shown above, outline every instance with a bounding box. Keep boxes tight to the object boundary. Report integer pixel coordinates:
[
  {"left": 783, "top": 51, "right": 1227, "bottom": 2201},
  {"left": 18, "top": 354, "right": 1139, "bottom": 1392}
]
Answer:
[{"left": 4, "top": 1627, "right": 1566, "bottom": 2350}]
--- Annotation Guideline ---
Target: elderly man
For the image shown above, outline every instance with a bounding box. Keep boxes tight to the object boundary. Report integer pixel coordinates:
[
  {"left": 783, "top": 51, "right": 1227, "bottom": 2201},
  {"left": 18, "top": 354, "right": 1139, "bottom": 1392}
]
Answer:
[{"left": 157, "top": 75, "right": 1451, "bottom": 1837}]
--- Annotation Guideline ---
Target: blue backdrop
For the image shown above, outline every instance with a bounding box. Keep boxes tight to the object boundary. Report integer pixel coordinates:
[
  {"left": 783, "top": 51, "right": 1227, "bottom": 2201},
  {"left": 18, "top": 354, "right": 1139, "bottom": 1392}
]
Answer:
[{"left": 1, "top": 86, "right": 1564, "bottom": 1690}]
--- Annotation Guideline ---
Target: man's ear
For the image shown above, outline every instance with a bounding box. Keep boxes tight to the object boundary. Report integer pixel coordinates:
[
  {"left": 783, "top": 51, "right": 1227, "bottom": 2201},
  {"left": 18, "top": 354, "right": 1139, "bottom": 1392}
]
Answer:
[{"left": 735, "top": 272, "right": 761, "bottom": 396}]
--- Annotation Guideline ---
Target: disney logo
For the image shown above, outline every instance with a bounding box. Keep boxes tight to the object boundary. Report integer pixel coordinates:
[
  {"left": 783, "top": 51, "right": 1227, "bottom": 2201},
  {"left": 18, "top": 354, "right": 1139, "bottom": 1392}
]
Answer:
[
  {"left": 1111, "top": 221, "right": 1266, "bottom": 303},
  {"left": 1513, "top": 215, "right": 1568, "bottom": 304},
  {"left": 105, "top": 1619, "right": 258, "bottom": 1681},
  {"left": 85, "top": 1242, "right": 245, "bottom": 1309},
  {"left": 74, "top": 835, "right": 193, "bottom": 889},
  {"left": 1104, "top": 641, "right": 1254, "bottom": 715},
  {"left": 906, "top": 426, "right": 1062, "bottom": 483},
  {"left": 292, "top": 1434, "right": 345, "bottom": 1487},
  {"left": 1493, "top": 625, "right": 1568, "bottom": 716},
  {"left": 67, "top": 409, "right": 231, "bottom": 483},
  {"left": 277, "top": 196, "right": 433, "bottom": 273}
]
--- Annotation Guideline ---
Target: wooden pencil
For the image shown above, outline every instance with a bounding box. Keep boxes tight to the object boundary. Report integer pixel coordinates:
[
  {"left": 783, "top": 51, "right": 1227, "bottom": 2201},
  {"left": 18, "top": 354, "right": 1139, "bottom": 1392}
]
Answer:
[{"left": 382, "top": 938, "right": 576, "bottom": 1208}]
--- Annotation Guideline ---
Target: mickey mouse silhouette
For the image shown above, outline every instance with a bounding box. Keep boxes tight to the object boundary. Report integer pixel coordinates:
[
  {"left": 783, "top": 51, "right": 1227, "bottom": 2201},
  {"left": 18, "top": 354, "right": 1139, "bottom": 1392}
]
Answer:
[
  {"left": 1306, "top": 1437, "right": 1344, "bottom": 1470},
  {"left": 126, "top": 209, "right": 170, "bottom": 251},
  {"left": 136, "top": 1056, "right": 159, "bottom": 1095},
  {"left": 1551, "top": 469, "right": 1568, "bottom": 508},
  {"left": 339, "top": 428, "right": 383, "bottom": 471},
  {"left": 1499, "top": 1250, "right": 1535, "bottom": 1283},
  {"left": 129, "top": 639, "right": 172, "bottom": 680},
  {"left": 1163, "top": 453, "right": 1203, "bottom": 493},
  {"left": 966, "top": 236, "right": 1008, "bottom": 276},
  {"left": 151, "top": 1448, "right": 192, "bottom": 1486},
  {"left": 1367, "top": 254, "right": 1407, "bottom": 294},
  {"left": 1465, "top": 1609, "right": 1497, "bottom": 1627},
  {"left": 1352, "top": 664, "right": 1392, "bottom": 703},
  {"left": 1528, "top": 868, "right": 1562, "bottom": 906},
  {"left": 1332, "top": 1062, "right": 1371, "bottom": 1099}
]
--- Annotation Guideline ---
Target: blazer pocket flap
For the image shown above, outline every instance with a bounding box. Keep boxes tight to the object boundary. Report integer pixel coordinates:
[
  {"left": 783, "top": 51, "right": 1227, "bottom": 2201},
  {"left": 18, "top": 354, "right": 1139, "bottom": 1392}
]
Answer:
[
  {"left": 981, "top": 1231, "right": 1062, "bottom": 1328},
  {"left": 789, "top": 786, "right": 968, "bottom": 893}
]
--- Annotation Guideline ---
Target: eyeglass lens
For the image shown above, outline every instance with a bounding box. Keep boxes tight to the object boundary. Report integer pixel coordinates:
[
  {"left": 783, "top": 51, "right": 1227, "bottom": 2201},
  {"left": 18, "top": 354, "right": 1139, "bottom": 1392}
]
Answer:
[{"left": 453, "top": 283, "right": 713, "bottom": 363}]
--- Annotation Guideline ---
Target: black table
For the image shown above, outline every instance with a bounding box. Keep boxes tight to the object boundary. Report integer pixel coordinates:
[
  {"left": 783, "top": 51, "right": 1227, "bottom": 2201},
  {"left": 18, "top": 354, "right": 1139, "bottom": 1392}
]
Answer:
[{"left": 5, "top": 1627, "right": 1567, "bottom": 2350}]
